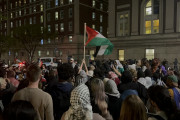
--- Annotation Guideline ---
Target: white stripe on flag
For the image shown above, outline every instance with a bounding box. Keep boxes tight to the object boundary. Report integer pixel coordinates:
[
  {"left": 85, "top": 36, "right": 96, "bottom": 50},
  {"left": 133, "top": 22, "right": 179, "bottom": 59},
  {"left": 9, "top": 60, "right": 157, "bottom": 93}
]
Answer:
[{"left": 97, "top": 45, "right": 108, "bottom": 55}]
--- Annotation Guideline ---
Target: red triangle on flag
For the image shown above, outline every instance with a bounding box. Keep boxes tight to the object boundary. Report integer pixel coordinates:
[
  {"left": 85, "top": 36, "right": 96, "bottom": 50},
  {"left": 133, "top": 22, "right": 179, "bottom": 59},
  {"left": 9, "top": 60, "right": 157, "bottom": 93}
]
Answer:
[{"left": 85, "top": 26, "right": 98, "bottom": 46}]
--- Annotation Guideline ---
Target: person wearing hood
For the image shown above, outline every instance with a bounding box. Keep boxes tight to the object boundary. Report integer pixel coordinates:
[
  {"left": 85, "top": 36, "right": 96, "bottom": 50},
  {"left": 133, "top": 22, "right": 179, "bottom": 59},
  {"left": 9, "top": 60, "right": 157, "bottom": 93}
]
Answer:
[
  {"left": 104, "top": 79, "right": 121, "bottom": 120},
  {"left": 47, "top": 63, "right": 74, "bottom": 120}
]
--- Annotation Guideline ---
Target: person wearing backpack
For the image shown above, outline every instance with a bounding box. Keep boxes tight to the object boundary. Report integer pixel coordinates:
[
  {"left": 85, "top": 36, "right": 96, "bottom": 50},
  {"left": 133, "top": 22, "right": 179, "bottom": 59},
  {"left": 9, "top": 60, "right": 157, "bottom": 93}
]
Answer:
[
  {"left": 166, "top": 75, "right": 180, "bottom": 110},
  {"left": 47, "top": 63, "right": 74, "bottom": 120}
]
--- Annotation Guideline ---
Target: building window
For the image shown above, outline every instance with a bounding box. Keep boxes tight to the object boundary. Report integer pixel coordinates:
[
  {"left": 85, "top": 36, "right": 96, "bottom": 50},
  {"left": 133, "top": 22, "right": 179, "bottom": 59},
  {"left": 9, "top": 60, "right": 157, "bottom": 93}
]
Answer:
[
  {"left": 47, "top": 1, "right": 51, "bottom": 9},
  {"left": 24, "top": 19, "right": 26, "bottom": 25},
  {"left": 16, "top": 2, "right": 18, "bottom": 7},
  {"left": 55, "top": 37, "right": 59, "bottom": 42},
  {"left": 47, "top": 51, "right": 49, "bottom": 56},
  {"left": 11, "top": 22, "right": 13, "bottom": 28},
  {"left": 40, "top": 4, "right": 43, "bottom": 11},
  {"left": 90, "top": 50, "right": 94, "bottom": 60},
  {"left": 55, "top": 0, "right": 58, "bottom": 6},
  {"left": 16, "top": 21, "right": 18, "bottom": 27},
  {"left": 47, "top": 13, "right": 51, "bottom": 22},
  {"left": 33, "top": 6, "right": 36, "bottom": 12},
  {"left": 100, "top": 15, "right": 103, "bottom": 22},
  {"left": 69, "top": 0, "right": 72, "bottom": 4},
  {"left": 146, "top": 49, "right": 154, "bottom": 60},
  {"left": 24, "top": 0, "right": 26, "bottom": 4},
  {"left": 60, "top": 0, "right": 64, "bottom": 5},
  {"left": 55, "top": 24, "right": 58, "bottom": 32},
  {"left": 30, "top": 18, "right": 32, "bottom": 24},
  {"left": 69, "top": 36, "right": 72, "bottom": 42},
  {"left": 92, "top": 12, "right": 95, "bottom": 20},
  {"left": 144, "top": 0, "right": 159, "bottom": 34},
  {"left": 69, "top": 21, "right": 72, "bottom": 31},
  {"left": 92, "top": 24, "right": 95, "bottom": 29},
  {"left": 8, "top": 50, "right": 11, "bottom": 56},
  {"left": 41, "top": 26, "right": 43, "bottom": 33},
  {"left": 41, "top": 39, "right": 43, "bottom": 45},
  {"left": 16, "top": 11, "right": 18, "bottom": 17},
  {"left": 48, "top": 38, "right": 51, "bottom": 43},
  {"left": 19, "top": 20, "right": 21, "bottom": 26},
  {"left": 100, "top": 26, "right": 103, "bottom": 33},
  {"left": 100, "top": 3, "right": 103, "bottom": 10},
  {"left": 60, "top": 10, "right": 64, "bottom": 19},
  {"left": 60, "top": 23, "right": 64, "bottom": 32},
  {"left": 10, "top": 3, "right": 12, "bottom": 9},
  {"left": 40, "top": 15, "right": 43, "bottom": 23},
  {"left": 38, "top": 51, "right": 41, "bottom": 56},
  {"left": 19, "top": 0, "right": 21, "bottom": 6},
  {"left": 30, "top": 0, "right": 32, "bottom": 3},
  {"left": 19, "top": 10, "right": 21, "bottom": 16},
  {"left": 55, "top": 12, "right": 58, "bottom": 20},
  {"left": 48, "top": 25, "right": 51, "bottom": 32},
  {"left": 11, "top": 31, "right": 13, "bottom": 37},
  {"left": 92, "top": 0, "right": 95, "bottom": 7},
  {"left": 5, "top": 23, "right": 7, "bottom": 29},
  {"left": 33, "top": 16, "right": 36, "bottom": 24},
  {"left": 119, "top": 50, "right": 124, "bottom": 61},
  {"left": 117, "top": 13, "right": 129, "bottom": 36},
  {"left": 29, "top": 7, "right": 32, "bottom": 14},
  {"left": 24, "top": 9, "right": 26, "bottom": 15},
  {"left": 69, "top": 8, "right": 72, "bottom": 18},
  {"left": 10, "top": 13, "right": 13, "bottom": 18}
]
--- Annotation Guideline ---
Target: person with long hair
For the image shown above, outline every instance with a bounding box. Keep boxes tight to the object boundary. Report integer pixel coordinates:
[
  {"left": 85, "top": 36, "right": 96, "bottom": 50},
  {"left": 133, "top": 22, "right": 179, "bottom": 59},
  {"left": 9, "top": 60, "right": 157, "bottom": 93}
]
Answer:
[
  {"left": 148, "top": 85, "right": 180, "bottom": 120},
  {"left": 119, "top": 95, "right": 147, "bottom": 120},
  {"left": 89, "top": 78, "right": 113, "bottom": 120}
]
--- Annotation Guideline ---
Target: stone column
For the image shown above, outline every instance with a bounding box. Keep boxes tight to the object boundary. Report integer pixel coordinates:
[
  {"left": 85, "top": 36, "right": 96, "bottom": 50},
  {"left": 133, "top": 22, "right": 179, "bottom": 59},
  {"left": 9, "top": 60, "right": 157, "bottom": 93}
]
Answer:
[
  {"left": 165, "top": 0, "right": 174, "bottom": 33},
  {"left": 131, "top": 0, "right": 139, "bottom": 35},
  {"left": 108, "top": 0, "right": 115, "bottom": 37}
]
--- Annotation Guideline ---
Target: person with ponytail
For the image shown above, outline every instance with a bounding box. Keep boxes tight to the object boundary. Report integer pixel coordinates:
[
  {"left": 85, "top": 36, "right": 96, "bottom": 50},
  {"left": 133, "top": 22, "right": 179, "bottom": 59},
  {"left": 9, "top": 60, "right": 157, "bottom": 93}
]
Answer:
[{"left": 148, "top": 85, "right": 180, "bottom": 120}]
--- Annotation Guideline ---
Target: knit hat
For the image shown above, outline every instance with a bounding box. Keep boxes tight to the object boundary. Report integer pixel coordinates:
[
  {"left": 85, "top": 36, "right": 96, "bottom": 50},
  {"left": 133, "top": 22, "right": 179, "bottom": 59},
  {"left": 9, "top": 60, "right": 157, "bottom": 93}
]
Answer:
[
  {"left": 105, "top": 80, "right": 120, "bottom": 98},
  {"left": 167, "top": 75, "right": 178, "bottom": 83}
]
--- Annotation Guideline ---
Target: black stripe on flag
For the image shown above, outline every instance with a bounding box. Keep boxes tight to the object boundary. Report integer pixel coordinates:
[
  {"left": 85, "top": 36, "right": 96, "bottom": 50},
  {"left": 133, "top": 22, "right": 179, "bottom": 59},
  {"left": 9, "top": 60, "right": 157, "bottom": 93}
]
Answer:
[{"left": 93, "top": 46, "right": 101, "bottom": 58}]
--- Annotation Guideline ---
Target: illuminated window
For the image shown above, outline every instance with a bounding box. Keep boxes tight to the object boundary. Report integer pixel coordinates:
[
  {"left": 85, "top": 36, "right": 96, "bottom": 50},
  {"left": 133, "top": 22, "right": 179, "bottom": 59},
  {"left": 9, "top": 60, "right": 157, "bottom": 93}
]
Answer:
[
  {"left": 146, "top": 49, "right": 154, "bottom": 60},
  {"left": 30, "top": 0, "right": 32, "bottom": 3},
  {"left": 33, "top": 6, "right": 36, "bottom": 12},
  {"left": 10, "top": 13, "right": 13, "bottom": 18},
  {"left": 19, "top": 0, "right": 21, "bottom": 6},
  {"left": 41, "top": 39, "right": 43, "bottom": 45},
  {"left": 60, "top": 23, "right": 64, "bottom": 32},
  {"left": 29, "top": 7, "right": 32, "bottom": 14},
  {"left": 100, "top": 15, "right": 103, "bottom": 22},
  {"left": 92, "top": 12, "right": 95, "bottom": 20},
  {"left": 92, "top": 0, "right": 95, "bottom": 7},
  {"left": 11, "top": 22, "right": 13, "bottom": 28},
  {"left": 100, "top": 3, "right": 103, "bottom": 10},
  {"left": 29, "top": 18, "right": 32, "bottom": 24},
  {"left": 19, "top": 10, "right": 21, "bottom": 16},
  {"left": 16, "top": 2, "right": 18, "bottom": 7},
  {"left": 117, "top": 13, "right": 129, "bottom": 36},
  {"left": 144, "top": 0, "right": 159, "bottom": 34},
  {"left": 69, "top": 21, "right": 72, "bottom": 31},
  {"left": 48, "top": 25, "right": 51, "bottom": 32},
  {"left": 24, "top": 0, "right": 26, "bottom": 4},
  {"left": 40, "top": 4, "right": 43, "bottom": 11},
  {"left": 40, "top": 15, "right": 43, "bottom": 23},
  {"left": 119, "top": 50, "right": 124, "bottom": 61},
  {"left": 90, "top": 50, "right": 95, "bottom": 60},
  {"left": 5, "top": 23, "right": 7, "bottom": 29},
  {"left": 55, "top": 0, "right": 58, "bottom": 6},
  {"left": 92, "top": 24, "right": 95, "bottom": 29},
  {"left": 69, "top": 36, "right": 72, "bottom": 42},
  {"left": 60, "top": 0, "right": 64, "bottom": 5},
  {"left": 100, "top": 26, "right": 103, "bottom": 33},
  {"left": 55, "top": 12, "right": 58, "bottom": 20},
  {"left": 38, "top": 51, "right": 41, "bottom": 56},
  {"left": 10, "top": 3, "right": 12, "bottom": 9},
  {"left": 41, "top": 26, "right": 43, "bottom": 33},
  {"left": 8, "top": 50, "right": 11, "bottom": 56},
  {"left": 69, "top": 0, "right": 72, "bottom": 4},
  {"left": 48, "top": 38, "right": 51, "bottom": 43},
  {"left": 47, "top": 51, "right": 49, "bottom": 55},
  {"left": 55, "top": 24, "right": 58, "bottom": 32}
]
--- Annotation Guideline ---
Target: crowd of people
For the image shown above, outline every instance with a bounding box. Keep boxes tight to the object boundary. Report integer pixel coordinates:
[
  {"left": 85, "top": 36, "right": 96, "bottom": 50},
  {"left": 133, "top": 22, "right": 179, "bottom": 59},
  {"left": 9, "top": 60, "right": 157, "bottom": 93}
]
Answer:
[{"left": 0, "top": 57, "right": 180, "bottom": 120}]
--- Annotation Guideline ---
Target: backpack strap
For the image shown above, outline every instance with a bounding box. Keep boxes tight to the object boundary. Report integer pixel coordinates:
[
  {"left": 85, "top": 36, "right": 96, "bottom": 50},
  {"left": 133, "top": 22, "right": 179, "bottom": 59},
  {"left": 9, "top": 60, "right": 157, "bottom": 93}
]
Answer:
[{"left": 148, "top": 113, "right": 165, "bottom": 120}]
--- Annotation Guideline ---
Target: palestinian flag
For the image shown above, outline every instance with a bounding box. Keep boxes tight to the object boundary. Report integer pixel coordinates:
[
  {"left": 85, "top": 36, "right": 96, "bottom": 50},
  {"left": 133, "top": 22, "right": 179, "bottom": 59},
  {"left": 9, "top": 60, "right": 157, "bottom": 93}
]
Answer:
[{"left": 85, "top": 26, "right": 114, "bottom": 57}]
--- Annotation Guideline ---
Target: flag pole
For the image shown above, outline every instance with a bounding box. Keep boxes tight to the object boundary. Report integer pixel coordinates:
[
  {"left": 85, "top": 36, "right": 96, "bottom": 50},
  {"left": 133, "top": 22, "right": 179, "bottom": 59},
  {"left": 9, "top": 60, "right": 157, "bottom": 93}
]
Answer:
[{"left": 84, "top": 23, "right": 86, "bottom": 60}]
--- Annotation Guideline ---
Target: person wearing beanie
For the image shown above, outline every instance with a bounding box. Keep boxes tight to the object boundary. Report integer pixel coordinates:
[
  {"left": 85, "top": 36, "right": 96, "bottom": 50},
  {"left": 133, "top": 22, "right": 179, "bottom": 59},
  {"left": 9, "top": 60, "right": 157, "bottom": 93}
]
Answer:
[{"left": 166, "top": 75, "right": 180, "bottom": 109}]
